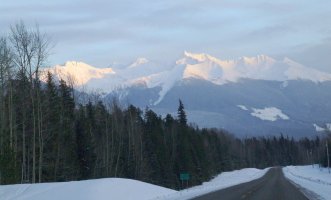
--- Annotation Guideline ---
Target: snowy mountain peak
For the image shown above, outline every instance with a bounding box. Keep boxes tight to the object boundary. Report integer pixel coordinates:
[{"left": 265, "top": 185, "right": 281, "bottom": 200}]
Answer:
[
  {"left": 282, "top": 57, "right": 331, "bottom": 82},
  {"left": 43, "top": 61, "right": 114, "bottom": 86},
  {"left": 183, "top": 51, "right": 222, "bottom": 63},
  {"left": 283, "top": 57, "right": 300, "bottom": 65},
  {"left": 239, "top": 55, "right": 276, "bottom": 66},
  {"left": 129, "top": 57, "right": 149, "bottom": 68},
  {"left": 184, "top": 51, "right": 209, "bottom": 62},
  {"left": 44, "top": 53, "right": 331, "bottom": 105},
  {"left": 63, "top": 61, "right": 95, "bottom": 69}
]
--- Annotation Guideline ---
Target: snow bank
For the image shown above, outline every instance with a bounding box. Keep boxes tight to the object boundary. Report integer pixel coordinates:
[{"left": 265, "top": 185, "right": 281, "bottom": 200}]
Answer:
[
  {"left": 0, "top": 168, "right": 270, "bottom": 200},
  {"left": 153, "top": 168, "right": 269, "bottom": 200},
  {"left": 0, "top": 178, "right": 176, "bottom": 200},
  {"left": 283, "top": 165, "right": 331, "bottom": 200}
]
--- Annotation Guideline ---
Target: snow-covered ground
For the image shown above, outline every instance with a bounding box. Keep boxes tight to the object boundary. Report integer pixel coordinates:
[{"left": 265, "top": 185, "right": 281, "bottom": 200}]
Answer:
[
  {"left": 0, "top": 178, "right": 176, "bottom": 200},
  {"left": 153, "top": 168, "right": 269, "bottom": 200},
  {"left": 0, "top": 168, "right": 269, "bottom": 200},
  {"left": 283, "top": 165, "right": 331, "bottom": 200}
]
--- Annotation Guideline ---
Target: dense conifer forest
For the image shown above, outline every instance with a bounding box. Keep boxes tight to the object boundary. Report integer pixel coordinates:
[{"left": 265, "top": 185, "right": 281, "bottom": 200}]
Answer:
[{"left": 0, "top": 22, "right": 330, "bottom": 189}]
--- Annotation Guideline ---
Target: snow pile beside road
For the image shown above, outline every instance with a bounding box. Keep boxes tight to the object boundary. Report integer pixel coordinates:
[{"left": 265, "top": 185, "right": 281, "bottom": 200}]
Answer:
[
  {"left": 154, "top": 168, "right": 269, "bottom": 200},
  {"left": 0, "top": 168, "right": 270, "bottom": 200},
  {"left": 0, "top": 178, "right": 176, "bottom": 200},
  {"left": 283, "top": 165, "right": 331, "bottom": 200}
]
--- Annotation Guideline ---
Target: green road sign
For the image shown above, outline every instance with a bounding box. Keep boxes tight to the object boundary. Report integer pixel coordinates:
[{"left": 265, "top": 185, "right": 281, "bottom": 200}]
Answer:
[{"left": 180, "top": 173, "right": 190, "bottom": 181}]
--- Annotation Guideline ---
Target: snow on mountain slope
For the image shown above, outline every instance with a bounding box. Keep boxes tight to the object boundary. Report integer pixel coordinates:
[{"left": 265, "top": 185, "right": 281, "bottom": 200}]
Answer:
[
  {"left": 283, "top": 58, "right": 331, "bottom": 82},
  {"left": 313, "top": 123, "right": 331, "bottom": 132},
  {"left": 0, "top": 178, "right": 176, "bottom": 200},
  {"left": 42, "top": 59, "right": 165, "bottom": 93},
  {"left": 129, "top": 57, "right": 149, "bottom": 68},
  {"left": 251, "top": 107, "right": 290, "bottom": 121},
  {"left": 179, "top": 52, "right": 331, "bottom": 83},
  {"left": 43, "top": 52, "right": 331, "bottom": 104},
  {"left": 177, "top": 51, "right": 239, "bottom": 84},
  {"left": 43, "top": 61, "right": 115, "bottom": 86},
  {"left": 122, "top": 58, "right": 167, "bottom": 79},
  {"left": 235, "top": 106, "right": 290, "bottom": 122},
  {"left": 237, "top": 105, "right": 249, "bottom": 111}
]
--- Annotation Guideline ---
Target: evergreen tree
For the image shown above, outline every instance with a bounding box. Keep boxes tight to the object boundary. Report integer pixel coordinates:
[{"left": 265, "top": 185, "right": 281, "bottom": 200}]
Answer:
[
  {"left": 75, "top": 105, "right": 96, "bottom": 180},
  {"left": 177, "top": 99, "right": 187, "bottom": 127}
]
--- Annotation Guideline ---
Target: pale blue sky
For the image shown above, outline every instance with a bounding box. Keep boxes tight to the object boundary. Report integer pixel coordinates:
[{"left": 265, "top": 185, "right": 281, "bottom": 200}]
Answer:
[{"left": 1, "top": 0, "right": 331, "bottom": 71}]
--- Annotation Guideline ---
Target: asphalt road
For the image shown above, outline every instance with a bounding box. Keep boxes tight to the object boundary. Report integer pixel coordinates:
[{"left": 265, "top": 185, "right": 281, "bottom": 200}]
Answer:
[{"left": 191, "top": 167, "right": 308, "bottom": 200}]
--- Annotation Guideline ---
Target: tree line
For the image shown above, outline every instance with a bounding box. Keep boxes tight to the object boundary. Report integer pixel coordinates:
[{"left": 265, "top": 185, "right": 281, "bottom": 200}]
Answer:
[{"left": 0, "top": 22, "right": 330, "bottom": 189}]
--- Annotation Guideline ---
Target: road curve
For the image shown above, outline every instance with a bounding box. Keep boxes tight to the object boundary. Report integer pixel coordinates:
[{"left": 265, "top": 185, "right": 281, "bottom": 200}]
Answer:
[{"left": 191, "top": 167, "right": 308, "bottom": 200}]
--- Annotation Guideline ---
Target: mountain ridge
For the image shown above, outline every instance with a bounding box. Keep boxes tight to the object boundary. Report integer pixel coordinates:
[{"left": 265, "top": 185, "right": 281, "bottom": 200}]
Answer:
[
  {"left": 42, "top": 53, "right": 331, "bottom": 137},
  {"left": 43, "top": 52, "right": 331, "bottom": 96}
]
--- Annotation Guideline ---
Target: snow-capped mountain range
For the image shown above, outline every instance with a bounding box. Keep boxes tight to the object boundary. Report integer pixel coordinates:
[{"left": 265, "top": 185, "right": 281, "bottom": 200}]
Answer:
[
  {"left": 43, "top": 52, "right": 331, "bottom": 138},
  {"left": 44, "top": 52, "right": 331, "bottom": 105}
]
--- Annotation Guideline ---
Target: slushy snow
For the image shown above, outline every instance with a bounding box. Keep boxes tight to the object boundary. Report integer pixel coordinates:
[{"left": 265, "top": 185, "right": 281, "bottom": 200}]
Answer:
[{"left": 283, "top": 165, "right": 331, "bottom": 200}]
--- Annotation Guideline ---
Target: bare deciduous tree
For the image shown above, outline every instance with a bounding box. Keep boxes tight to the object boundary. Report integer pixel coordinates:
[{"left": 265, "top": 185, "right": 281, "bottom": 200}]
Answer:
[
  {"left": 0, "top": 37, "right": 15, "bottom": 187},
  {"left": 10, "top": 21, "right": 51, "bottom": 183}
]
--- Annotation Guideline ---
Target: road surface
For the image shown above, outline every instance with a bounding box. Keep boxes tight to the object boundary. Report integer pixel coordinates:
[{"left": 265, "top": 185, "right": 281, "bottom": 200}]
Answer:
[{"left": 191, "top": 167, "right": 308, "bottom": 200}]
